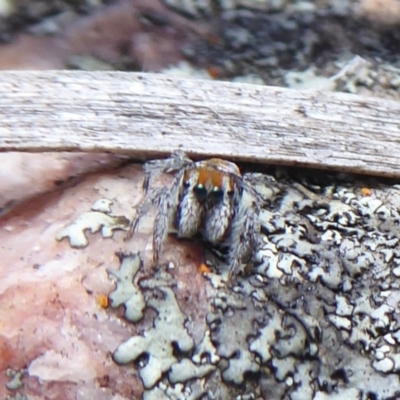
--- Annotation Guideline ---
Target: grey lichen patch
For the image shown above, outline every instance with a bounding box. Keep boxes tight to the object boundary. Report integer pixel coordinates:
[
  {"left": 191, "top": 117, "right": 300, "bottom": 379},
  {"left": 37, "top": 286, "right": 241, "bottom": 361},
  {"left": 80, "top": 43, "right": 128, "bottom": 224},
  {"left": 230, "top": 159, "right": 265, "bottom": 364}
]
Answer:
[
  {"left": 109, "top": 252, "right": 258, "bottom": 397},
  {"left": 192, "top": 330, "right": 220, "bottom": 365},
  {"left": 5, "top": 394, "right": 28, "bottom": 400},
  {"left": 373, "top": 357, "right": 394, "bottom": 373},
  {"left": 330, "top": 55, "right": 400, "bottom": 98},
  {"left": 143, "top": 380, "right": 206, "bottom": 400},
  {"left": 255, "top": 175, "right": 400, "bottom": 397},
  {"left": 112, "top": 278, "right": 194, "bottom": 389},
  {"left": 56, "top": 198, "right": 129, "bottom": 247},
  {"left": 249, "top": 303, "right": 284, "bottom": 364},
  {"left": 207, "top": 172, "right": 400, "bottom": 397},
  {"left": 334, "top": 295, "right": 353, "bottom": 317},
  {"left": 210, "top": 292, "right": 263, "bottom": 384},
  {"left": 109, "top": 169, "right": 400, "bottom": 399},
  {"left": 313, "top": 388, "right": 360, "bottom": 400},
  {"left": 107, "top": 253, "right": 145, "bottom": 323},
  {"left": 290, "top": 363, "right": 316, "bottom": 400},
  {"left": 327, "top": 314, "right": 351, "bottom": 332},
  {"left": 168, "top": 359, "right": 215, "bottom": 383},
  {"left": 5, "top": 368, "right": 26, "bottom": 391},
  {"left": 91, "top": 198, "right": 113, "bottom": 213},
  {"left": 284, "top": 68, "right": 336, "bottom": 91}
]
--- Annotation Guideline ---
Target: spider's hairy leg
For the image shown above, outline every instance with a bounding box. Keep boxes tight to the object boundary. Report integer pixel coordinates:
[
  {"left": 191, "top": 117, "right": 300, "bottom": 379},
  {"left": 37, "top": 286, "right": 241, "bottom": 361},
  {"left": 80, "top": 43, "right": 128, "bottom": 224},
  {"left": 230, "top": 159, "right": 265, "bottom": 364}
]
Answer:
[
  {"left": 152, "top": 177, "right": 181, "bottom": 265},
  {"left": 127, "top": 151, "right": 192, "bottom": 240},
  {"left": 125, "top": 187, "right": 164, "bottom": 240},
  {"left": 227, "top": 197, "right": 261, "bottom": 279},
  {"left": 142, "top": 151, "right": 193, "bottom": 192}
]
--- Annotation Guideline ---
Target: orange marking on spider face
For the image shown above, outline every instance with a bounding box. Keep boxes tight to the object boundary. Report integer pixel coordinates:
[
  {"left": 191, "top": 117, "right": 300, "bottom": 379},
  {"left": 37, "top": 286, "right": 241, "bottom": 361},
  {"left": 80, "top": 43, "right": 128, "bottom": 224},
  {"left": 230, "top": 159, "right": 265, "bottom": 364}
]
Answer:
[
  {"left": 361, "top": 188, "right": 372, "bottom": 196},
  {"left": 197, "top": 167, "right": 225, "bottom": 189},
  {"left": 184, "top": 159, "right": 240, "bottom": 190},
  {"left": 199, "top": 263, "right": 212, "bottom": 274},
  {"left": 97, "top": 294, "right": 109, "bottom": 308}
]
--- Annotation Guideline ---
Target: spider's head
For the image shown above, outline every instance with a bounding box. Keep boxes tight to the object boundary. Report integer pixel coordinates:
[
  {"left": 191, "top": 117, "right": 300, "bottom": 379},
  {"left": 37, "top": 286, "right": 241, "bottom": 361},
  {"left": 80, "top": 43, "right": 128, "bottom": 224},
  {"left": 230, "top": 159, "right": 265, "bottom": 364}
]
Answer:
[{"left": 185, "top": 158, "right": 240, "bottom": 204}]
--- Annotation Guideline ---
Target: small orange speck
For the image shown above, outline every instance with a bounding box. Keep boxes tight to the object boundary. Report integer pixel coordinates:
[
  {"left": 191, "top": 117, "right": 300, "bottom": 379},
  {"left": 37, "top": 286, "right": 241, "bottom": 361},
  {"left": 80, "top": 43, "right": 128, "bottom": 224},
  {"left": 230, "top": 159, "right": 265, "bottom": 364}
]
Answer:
[
  {"left": 361, "top": 188, "right": 372, "bottom": 196},
  {"left": 207, "top": 66, "right": 223, "bottom": 79},
  {"left": 97, "top": 294, "right": 109, "bottom": 308},
  {"left": 207, "top": 35, "right": 220, "bottom": 45},
  {"left": 199, "top": 263, "right": 211, "bottom": 274}
]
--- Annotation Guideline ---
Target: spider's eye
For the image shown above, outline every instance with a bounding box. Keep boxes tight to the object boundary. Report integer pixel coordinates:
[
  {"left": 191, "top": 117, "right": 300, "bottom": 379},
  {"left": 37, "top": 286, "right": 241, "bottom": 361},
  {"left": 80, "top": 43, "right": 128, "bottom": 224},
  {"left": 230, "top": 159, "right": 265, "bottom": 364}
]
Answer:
[
  {"left": 194, "top": 184, "right": 207, "bottom": 200},
  {"left": 184, "top": 180, "right": 191, "bottom": 188},
  {"left": 210, "top": 187, "right": 224, "bottom": 200}
]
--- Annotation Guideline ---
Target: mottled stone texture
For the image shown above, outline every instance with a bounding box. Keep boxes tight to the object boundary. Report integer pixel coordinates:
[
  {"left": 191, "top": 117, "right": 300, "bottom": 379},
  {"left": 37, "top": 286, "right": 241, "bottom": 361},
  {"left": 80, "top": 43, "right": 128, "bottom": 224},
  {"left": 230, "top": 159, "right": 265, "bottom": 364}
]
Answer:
[
  {"left": 3, "top": 0, "right": 400, "bottom": 398},
  {"left": 3, "top": 161, "right": 400, "bottom": 399}
]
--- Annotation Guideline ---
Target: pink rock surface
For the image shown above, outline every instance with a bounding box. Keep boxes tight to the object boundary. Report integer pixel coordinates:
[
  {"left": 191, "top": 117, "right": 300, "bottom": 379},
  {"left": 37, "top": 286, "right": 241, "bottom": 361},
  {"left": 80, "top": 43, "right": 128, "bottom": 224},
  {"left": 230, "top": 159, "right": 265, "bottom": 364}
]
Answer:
[
  {"left": 0, "top": 163, "right": 208, "bottom": 399},
  {"left": 0, "top": 152, "right": 127, "bottom": 214}
]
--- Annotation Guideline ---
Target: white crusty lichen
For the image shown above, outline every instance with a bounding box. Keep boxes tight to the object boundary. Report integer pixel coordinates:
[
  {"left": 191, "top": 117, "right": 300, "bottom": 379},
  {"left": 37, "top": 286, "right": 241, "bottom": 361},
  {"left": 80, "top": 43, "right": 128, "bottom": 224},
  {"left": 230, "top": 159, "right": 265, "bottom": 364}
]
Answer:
[
  {"left": 111, "top": 270, "right": 195, "bottom": 389},
  {"left": 143, "top": 380, "right": 206, "bottom": 400},
  {"left": 192, "top": 330, "right": 220, "bottom": 365},
  {"left": 107, "top": 253, "right": 146, "bottom": 322},
  {"left": 4, "top": 368, "right": 27, "bottom": 400},
  {"left": 5, "top": 368, "right": 26, "bottom": 391},
  {"left": 169, "top": 359, "right": 215, "bottom": 384},
  {"left": 231, "top": 176, "right": 400, "bottom": 396},
  {"left": 56, "top": 199, "right": 129, "bottom": 247},
  {"left": 105, "top": 169, "right": 400, "bottom": 399}
]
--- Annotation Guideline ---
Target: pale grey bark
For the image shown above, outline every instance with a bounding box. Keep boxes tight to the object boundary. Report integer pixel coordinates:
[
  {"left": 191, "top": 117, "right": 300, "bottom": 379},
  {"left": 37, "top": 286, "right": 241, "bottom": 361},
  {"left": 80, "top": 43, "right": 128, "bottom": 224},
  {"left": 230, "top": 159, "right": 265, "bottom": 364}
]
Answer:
[{"left": 0, "top": 71, "right": 399, "bottom": 177}]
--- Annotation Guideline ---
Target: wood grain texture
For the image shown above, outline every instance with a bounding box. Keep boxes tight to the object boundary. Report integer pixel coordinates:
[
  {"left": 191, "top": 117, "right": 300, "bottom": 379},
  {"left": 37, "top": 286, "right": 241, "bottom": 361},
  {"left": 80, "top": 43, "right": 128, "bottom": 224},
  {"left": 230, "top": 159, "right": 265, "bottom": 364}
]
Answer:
[{"left": 0, "top": 70, "right": 400, "bottom": 177}]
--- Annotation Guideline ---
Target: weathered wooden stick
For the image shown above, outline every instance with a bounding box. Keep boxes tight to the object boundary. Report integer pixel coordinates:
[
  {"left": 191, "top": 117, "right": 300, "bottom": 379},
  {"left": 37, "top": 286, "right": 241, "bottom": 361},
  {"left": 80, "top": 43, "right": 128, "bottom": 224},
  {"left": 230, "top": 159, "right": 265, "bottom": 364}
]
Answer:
[{"left": 0, "top": 70, "right": 399, "bottom": 177}]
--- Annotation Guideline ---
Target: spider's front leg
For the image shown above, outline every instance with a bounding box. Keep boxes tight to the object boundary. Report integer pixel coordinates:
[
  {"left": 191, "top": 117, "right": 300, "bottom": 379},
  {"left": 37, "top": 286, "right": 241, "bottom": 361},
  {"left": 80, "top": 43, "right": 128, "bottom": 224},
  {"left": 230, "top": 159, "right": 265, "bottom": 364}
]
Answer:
[
  {"left": 151, "top": 175, "right": 182, "bottom": 265},
  {"left": 142, "top": 151, "right": 193, "bottom": 192},
  {"left": 125, "top": 186, "right": 163, "bottom": 240},
  {"left": 126, "top": 184, "right": 177, "bottom": 265},
  {"left": 126, "top": 151, "right": 191, "bottom": 241},
  {"left": 227, "top": 197, "right": 261, "bottom": 279}
]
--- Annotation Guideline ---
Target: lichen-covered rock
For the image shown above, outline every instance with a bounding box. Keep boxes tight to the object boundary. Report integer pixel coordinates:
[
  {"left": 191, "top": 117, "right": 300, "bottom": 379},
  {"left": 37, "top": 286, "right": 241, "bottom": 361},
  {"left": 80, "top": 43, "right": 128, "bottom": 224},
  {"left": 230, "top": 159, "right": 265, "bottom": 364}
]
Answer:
[
  {"left": 5, "top": 161, "right": 400, "bottom": 399},
  {"left": 107, "top": 167, "right": 400, "bottom": 399}
]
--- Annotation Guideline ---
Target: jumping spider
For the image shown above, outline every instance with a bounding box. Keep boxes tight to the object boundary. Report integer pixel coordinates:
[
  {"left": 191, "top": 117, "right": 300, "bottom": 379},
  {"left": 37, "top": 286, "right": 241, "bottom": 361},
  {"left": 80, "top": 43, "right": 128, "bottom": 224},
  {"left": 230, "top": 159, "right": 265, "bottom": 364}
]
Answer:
[{"left": 127, "top": 151, "right": 265, "bottom": 278}]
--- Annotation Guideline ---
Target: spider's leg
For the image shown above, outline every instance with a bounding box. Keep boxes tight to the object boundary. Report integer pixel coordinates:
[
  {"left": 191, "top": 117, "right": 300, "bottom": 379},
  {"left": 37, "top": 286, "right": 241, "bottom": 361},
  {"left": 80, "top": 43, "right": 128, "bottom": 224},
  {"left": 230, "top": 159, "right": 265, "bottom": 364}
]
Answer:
[
  {"left": 128, "top": 153, "right": 193, "bottom": 239},
  {"left": 142, "top": 151, "right": 193, "bottom": 192},
  {"left": 125, "top": 187, "right": 163, "bottom": 240},
  {"left": 164, "top": 150, "right": 193, "bottom": 173},
  {"left": 152, "top": 174, "right": 182, "bottom": 265},
  {"left": 227, "top": 199, "right": 260, "bottom": 279}
]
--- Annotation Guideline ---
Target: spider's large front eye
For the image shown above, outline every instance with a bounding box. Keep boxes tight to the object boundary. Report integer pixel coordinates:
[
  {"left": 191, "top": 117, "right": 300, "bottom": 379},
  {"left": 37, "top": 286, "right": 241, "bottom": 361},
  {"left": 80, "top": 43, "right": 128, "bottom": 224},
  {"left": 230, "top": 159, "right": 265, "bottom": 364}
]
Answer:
[
  {"left": 194, "top": 184, "right": 207, "bottom": 201},
  {"left": 209, "top": 187, "right": 224, "bottom": 201}
]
